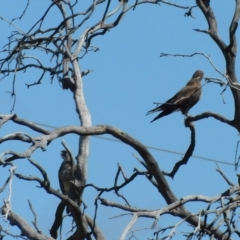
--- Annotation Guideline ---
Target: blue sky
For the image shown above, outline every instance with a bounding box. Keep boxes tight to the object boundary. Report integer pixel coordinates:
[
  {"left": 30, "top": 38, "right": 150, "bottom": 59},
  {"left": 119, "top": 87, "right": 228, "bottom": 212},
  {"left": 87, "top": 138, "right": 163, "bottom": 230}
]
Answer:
[{"left": 0, "top": 0, "right": 239, "bottom": 239}]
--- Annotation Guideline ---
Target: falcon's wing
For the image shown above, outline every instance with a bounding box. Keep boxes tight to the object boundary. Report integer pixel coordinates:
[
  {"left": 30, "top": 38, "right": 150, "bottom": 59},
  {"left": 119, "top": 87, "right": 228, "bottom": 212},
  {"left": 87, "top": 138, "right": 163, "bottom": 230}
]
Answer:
[
  {"left": 146, "top": 70, "right": 203, "bottom": 122},
  {"left": 146, "top": 83, "right": 195, "bottom": 114},
  {"left": 147, "top": 80, "right": 201, "bottom": 122},
  {"left": 58, "top": 161, "right": 73, "bottom": 194},
  {"left": 167, "top": 83, "right": 199, "bottom": 105}
]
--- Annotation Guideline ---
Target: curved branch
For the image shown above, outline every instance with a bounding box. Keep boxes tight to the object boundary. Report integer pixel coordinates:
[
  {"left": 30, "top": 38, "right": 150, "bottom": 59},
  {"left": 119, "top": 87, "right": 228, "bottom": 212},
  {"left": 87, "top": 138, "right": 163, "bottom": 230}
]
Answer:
[
  {"left": 196, "top": 0, "right": 226, "bottom": 53},
  {"left": 85, "top": 215, "right": 105, "bottom": 240},
  {"left": 1, "top": 206, "right": 54, "bottom": 240},
  {"left": 228, "top": 0, "right": 240, "bottom": 55},
  {"left": 50, "top": 201, "right": 65, "bottom": 239},
  {"left": 196, "top": 0, "right": 240, "bottom": 130},
  {"left": 185, "top": 112, "right": 234, "bottom": 128},
  {"left": 15, "top": 163, "right": 90, "bottom": 240},
  {"left": 163, "top": 121, "right": 195, "bottom": 178},
  {"left": 0, "top": 121, "right": 232, "bottom": 239},
  {"left": 15, "top": 163, "right": 80, "bottom": 213},
  {"left": 0, "top": 114, "right": 49, "bottom": 134}
]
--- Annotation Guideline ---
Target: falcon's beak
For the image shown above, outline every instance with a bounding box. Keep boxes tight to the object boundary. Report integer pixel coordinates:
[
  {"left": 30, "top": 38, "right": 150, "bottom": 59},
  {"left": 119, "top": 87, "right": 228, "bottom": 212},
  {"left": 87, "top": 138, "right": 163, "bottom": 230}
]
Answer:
[{"left": 60, "top": 150, "right": 66, "bottom": 157}]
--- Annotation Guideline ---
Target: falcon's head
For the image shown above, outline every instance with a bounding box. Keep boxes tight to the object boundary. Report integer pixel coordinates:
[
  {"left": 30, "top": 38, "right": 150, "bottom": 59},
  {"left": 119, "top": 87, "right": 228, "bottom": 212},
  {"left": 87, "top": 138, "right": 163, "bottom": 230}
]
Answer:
[
  {"left": 192, "top": 70, "right": 204, "bottom": 81},
  {"left": 60, "top": 150, "right": 71, "bottom": 162}
]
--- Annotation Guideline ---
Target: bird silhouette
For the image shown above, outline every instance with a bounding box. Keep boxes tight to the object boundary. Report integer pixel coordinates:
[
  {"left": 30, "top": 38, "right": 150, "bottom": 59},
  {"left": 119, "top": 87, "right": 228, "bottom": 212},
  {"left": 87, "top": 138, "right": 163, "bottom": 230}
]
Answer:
[
  {"left": 147, "top": 70, "right": 204, "bottom": 123},
  {"left": 58, "top": 150, "right": 79, "bottom": 213}
]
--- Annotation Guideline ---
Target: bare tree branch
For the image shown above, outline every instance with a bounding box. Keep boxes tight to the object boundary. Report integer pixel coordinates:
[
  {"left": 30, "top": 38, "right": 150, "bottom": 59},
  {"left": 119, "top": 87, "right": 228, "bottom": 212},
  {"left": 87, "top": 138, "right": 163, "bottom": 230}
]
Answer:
[
  {"left": 1, "top": 205, "right": 54, "bottom": 240},
  {"left": 28, "top": 200, "right": 42, "bottom": 234},
  {"left": 196, "top": 0, "right": 240, "bottom": 131},
  {"left": 163, "top": 121, "right": 196, "bottom": 178}
]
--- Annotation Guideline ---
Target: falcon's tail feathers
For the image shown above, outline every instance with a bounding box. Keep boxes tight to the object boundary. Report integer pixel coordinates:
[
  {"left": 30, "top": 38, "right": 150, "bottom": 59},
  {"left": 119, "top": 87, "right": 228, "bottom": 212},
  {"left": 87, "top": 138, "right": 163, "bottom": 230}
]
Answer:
[
  {"left": 146, "top": 106, "right": 163, "bottom": 116},
  {"left": 150, "top": 109, "right": 174, "bottom": 123}
]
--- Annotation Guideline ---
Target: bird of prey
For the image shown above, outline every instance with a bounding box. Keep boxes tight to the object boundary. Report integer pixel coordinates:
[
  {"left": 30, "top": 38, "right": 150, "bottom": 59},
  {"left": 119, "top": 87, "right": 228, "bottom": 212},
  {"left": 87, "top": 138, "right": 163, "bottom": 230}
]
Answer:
[
  {"left": 58, "top": 150, "right": 79, "bottom": 213},
  {"left": 202, "top": 0, "right": 210, "bottom": 8},
  {"left": 146, "top": 70, "right": 204, "bottom": 123},
  {"left": 59, "top": 76, "right": 75, "bottom": 92}
]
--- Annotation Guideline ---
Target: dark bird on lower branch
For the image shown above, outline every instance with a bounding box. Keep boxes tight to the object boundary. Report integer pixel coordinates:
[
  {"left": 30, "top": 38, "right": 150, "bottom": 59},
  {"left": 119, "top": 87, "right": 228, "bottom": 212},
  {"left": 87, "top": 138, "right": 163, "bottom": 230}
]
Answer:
[
  {"left": 59, "top": 76, "right": 75, "bottom": 92},
  {"left": 201, "top": 0, "right": 210, "bottom": 8},
  {"left": 58, "top": 150, "right": 79, "bottom": 213},
  {"left": 146, "top": 70, "right": 204, "bottom": 123}
]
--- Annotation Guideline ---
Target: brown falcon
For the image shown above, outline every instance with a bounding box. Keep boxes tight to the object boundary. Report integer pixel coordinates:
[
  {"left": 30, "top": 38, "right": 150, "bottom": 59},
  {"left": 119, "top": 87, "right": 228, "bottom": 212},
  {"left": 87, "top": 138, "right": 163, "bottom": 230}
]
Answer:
[
  {"left": 147, "top": 70, "right": 204, "bottom": 123},
  {"left": 58, "top": 150, "right": 79, "bottom": 213},
  {"left": 59, "top": 76, "right": 75, "bottom": 92}
]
